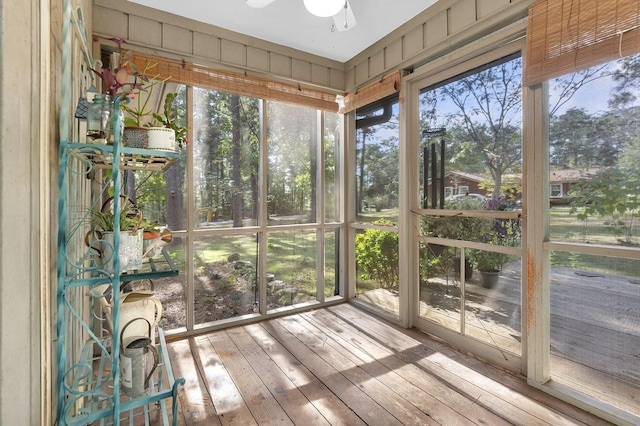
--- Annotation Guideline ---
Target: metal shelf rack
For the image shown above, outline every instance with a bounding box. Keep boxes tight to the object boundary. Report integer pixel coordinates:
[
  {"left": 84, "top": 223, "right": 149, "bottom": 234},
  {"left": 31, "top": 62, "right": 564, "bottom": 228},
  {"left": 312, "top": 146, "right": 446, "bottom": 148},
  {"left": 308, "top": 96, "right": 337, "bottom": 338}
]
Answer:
[{"left": 56, "top": 118, "right": 184, "bottom": 425}]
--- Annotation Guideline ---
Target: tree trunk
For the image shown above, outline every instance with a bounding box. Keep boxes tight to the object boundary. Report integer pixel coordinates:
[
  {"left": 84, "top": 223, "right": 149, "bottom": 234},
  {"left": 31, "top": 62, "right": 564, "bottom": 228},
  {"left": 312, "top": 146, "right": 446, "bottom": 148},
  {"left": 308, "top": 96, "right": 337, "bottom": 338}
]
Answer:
[
  {"left": 358, "top": 128, "right": 368, "bottom": 213},
  {"left": 231, "top": 94, "right": 243, "bottom": 227},
  {"left": 309, "top": 115, "right": 318, "bottom": 222},
  {"left": 125, "top": 170, "right": 136, "bottom": 204},
  {"left": 165, "top": 164, "right": 184, "bottom": 231}
]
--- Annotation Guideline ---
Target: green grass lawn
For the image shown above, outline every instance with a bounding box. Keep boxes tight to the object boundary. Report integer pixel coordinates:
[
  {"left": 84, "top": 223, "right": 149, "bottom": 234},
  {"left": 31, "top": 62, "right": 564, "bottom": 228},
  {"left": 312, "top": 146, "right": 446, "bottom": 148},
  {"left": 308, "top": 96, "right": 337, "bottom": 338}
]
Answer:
[
  {"left": 549, "top": 207, "right": 640, "bottom": 276},
  {"left": 166, "top": 206, "right": 638, "bottom": 300},
  {"left": 549, "top": 206, "right": 628, "bottom": 245},
  {"left": 189, "top": 231, "right": 338, "bottom": 299},
  {"left": 356, "top": 208, "right": 399, "bottom": 225}
]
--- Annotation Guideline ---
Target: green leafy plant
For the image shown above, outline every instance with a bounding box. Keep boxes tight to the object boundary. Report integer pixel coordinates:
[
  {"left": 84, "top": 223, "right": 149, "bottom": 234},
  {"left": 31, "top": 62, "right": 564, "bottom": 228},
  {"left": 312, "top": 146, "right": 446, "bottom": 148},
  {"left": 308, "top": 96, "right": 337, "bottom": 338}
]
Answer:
[
  {"left": 421, "top": 197, "right": 492, "bottom": 240},
  {"left": 421, "top": 196, "right": 520, "bottom": 277},
  {"left": 140, "top": 217, "right": 161, "bottom": 233},
  {"left": 151, "top": 92, "right": 189, "bottom": 149},
  {"left": 469, "top": 220, "right": 519, "bottom": 272},
  {"left": 570, "top": 167, "right": 640, "bottom": 245},
  {"left": 88, "top": 206, "right": 142, "bottom": 234},
  {"left": 472, "top": 249, "right": 509, "bottom": 272},
  {"left": 119, "top": 60, "right": 168, "bottom": 128},
  {"left": 355, "top": 219, "right": 399, "bottom": 290},
  {"left": 121, "top": 78, "right": 162, "bottom": 128}
]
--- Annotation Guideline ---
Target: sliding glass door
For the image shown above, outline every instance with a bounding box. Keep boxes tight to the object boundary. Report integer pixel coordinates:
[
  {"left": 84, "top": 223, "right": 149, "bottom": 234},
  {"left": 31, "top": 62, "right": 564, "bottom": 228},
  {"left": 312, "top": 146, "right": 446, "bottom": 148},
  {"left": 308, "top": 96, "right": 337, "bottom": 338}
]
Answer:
[{"left": 412, "top": 50, "right": 524, "bottom": 367}]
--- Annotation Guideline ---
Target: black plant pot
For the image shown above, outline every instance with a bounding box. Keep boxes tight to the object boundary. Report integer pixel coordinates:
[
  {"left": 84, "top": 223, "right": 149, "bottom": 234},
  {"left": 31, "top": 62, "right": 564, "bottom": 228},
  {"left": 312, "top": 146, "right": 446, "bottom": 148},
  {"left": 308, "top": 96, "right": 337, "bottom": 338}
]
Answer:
[
  {"left": 453, "top": 257, "right": 473, "bottom": 280},
  {"left": 479, "top": 270, "right": 500, "bottom": 288}
]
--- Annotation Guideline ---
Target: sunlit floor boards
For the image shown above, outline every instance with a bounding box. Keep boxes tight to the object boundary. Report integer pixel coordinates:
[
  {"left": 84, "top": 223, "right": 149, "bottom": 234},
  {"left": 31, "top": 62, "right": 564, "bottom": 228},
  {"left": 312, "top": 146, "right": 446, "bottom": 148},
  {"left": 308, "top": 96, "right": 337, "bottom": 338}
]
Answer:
[{"left": 166, "top": 303, "right": 612, "bottom": 425}]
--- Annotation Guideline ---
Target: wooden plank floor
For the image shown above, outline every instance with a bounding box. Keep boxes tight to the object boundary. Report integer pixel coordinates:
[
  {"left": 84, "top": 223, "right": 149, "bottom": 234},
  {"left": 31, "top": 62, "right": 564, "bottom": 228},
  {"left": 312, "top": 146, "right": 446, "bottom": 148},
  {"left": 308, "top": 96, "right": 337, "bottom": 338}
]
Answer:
[
  {"left": 166, "top": 303, "right": 613, "bottom": 425},
  {"left": 414, "top": 262, "right": 639, "bottom": 416}
]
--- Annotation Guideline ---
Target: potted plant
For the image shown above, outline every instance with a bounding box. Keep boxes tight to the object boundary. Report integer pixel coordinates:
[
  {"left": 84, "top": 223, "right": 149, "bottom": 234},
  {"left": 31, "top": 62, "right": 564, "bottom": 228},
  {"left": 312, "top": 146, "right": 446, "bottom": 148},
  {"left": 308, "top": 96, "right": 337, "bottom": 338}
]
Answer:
[
  {"left": 88, "top": 38, "right": 149, "bottom": 145},
  {"left": 139, "top": 217, "right": 163, "bottom": 258},
  {"left": 147, "top": 92, "right": 189, "bottom": 151},
  {"left": 469, "top": 219, "right": 519, "bottom": 288},
  {"left": 120, "top": 65, "right": 166, "bottom": 148},
  {"left": 87, "top": 205, "right": 144, "bottom": 273},
  {"left": 421, "top": 196, "right": 490, "bottom": 280},
  {"left": 471, "top": 249, "right": 510, "bottom": 288}
]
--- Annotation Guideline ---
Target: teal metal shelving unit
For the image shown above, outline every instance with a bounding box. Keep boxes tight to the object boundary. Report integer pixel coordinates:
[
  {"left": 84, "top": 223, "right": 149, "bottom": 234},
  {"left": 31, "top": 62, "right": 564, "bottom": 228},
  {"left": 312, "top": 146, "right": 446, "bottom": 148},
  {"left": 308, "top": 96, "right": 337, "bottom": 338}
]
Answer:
[{"left": 56, "top": 103, "right": 185, "bottom": 425}]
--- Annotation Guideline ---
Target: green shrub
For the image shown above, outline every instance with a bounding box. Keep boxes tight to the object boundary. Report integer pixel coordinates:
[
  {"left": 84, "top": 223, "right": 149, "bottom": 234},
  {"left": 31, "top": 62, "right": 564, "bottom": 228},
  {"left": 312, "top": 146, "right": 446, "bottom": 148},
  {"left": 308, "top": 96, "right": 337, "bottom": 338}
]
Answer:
[{"left": 355, "top": 220, "right": 399, "bottom": 290}]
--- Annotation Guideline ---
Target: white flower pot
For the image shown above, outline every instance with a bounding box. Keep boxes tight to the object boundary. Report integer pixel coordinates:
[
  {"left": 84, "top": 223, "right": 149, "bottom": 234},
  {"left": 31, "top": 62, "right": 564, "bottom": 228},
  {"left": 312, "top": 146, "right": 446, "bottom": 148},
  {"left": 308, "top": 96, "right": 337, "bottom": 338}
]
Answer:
[{"left": 146, "top": 127, "right": 175, "bottom": 151}]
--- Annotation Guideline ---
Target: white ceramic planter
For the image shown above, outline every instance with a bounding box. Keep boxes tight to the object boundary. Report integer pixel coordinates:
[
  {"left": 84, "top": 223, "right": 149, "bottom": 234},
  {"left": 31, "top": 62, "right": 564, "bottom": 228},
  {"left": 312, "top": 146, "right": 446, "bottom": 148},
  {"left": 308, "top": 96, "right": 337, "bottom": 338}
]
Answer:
[{"left": 146, "top": 127, "right": 176, "bottom": 151}]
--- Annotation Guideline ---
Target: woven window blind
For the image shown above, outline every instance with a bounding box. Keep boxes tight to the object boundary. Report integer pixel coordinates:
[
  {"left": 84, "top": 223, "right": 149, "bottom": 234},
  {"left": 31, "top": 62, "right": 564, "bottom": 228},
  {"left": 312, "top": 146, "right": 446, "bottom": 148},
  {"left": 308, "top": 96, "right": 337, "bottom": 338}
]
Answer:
[
  {"left": 129, "top": 52, "right": 339, "bottom": 112},
  {"left": 524, "top": 0, "right": 640, "bottom": 86},
  {"left": 339, "top": 71, "right": 401, "bottom": 113}
]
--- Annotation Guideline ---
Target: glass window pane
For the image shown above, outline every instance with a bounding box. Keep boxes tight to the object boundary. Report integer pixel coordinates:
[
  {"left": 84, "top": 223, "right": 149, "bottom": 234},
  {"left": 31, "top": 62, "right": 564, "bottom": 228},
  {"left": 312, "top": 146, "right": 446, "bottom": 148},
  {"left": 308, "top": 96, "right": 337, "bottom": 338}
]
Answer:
[
  {"left": 126, "top": 86, "right": 188, "bottom": 231},
  {"left": 128, "top": 160, "right": 187, "bottom": 232},
  {"left": 418, "top": 244, "right": 522, "bottom": 355},
  {"left": 325, "top": 112, "right": 340, "bottom": 223},
  {"left": 193, "top": 88, "right": 260, "bottom": 229},
  {"left": 355, "top": 226, "right": 399, "bottom": 318},
  {"left": 324, "top": 229, "right": 340, "bottom": 298},
  {"left": 548, "top": 53, "right": 640, "bottom": 416},
  {"left": 549, "top": 54, "right": 640, "bottom": 245},
  {"left": 464, "top": 248, "right": 521, "bottom": 356},
  {"left": 267, "top": 230, "right": 318, "bottom": 311},
  {"left": 418, "top": 55, "right": 523, "bottom": 211},
  {"left": 267, "top": 102, "right": 317, "bottom": 225},
  {"left": 193, "top": 233, "right": 259, "bottom": 325},
  {"left": 549, "top": 251, "right": 640, "bottom": 416},
  {"left": 355, "top": 99, "right": 399, "bottom": 224},
  {"left": 416, "top": 54, "right": 523, "bottom": 355},
  {"left": 418, "top": 244, "right": 462, "bottom": 329}
]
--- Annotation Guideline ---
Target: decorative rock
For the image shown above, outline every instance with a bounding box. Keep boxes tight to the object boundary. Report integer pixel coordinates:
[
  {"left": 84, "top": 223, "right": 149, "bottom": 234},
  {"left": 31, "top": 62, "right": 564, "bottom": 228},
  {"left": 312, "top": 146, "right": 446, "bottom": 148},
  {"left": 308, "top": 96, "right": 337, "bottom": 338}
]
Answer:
[
  {"left": 269, "top": 280, "right": 286, "bottom": 292},
  {"left": 234, "top": 260, "right": 253, "bottom": 269}
]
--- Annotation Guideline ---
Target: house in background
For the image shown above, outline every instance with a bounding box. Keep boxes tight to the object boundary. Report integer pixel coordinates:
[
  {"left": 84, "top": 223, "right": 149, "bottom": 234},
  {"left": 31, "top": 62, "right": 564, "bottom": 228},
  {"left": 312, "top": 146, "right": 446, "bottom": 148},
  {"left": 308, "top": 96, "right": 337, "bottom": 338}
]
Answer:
[
  {"left": 430, "top": 169, "right": 597, "bottom": 206},
  {"left": 423, "top": 171, "right": 487, "bottom": 208},
  {"left": 549, "top": 168, "right": 600, "bottom": 205},
  {"left": 442, "top": 171, "right": 486, "bottom": 198},
  {"left": 427, "top": 171, "right": 521, "bottom": 204}
]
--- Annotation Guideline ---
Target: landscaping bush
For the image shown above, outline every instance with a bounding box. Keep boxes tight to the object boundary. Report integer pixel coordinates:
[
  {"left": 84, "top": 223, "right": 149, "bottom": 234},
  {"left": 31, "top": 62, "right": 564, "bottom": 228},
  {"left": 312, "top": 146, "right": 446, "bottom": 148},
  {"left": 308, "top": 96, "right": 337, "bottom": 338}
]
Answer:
[{"left": 355, "top": 219, "right": 399, "bottom": 290}]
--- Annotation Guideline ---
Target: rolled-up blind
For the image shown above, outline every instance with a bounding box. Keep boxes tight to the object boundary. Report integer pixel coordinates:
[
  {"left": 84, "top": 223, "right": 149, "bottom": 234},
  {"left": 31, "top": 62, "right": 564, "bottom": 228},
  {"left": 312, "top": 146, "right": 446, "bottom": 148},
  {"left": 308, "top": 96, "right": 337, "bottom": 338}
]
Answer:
[
  {"left": 524, "top": 0, "right": 640, "bottom": 86},
  {"left": 339, "top": 71, "right": 401, "bottom": 113},
  {"left": 129, "top": 52, "right": 339, "bottom": 112}
]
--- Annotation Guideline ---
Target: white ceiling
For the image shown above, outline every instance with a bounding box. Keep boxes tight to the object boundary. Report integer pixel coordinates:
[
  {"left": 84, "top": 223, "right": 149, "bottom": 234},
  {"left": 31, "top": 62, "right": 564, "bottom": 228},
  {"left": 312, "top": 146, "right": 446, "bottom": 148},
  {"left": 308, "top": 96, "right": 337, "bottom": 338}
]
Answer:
[{"left": 129, "top": 0, "right": 438, "bottom": 62}]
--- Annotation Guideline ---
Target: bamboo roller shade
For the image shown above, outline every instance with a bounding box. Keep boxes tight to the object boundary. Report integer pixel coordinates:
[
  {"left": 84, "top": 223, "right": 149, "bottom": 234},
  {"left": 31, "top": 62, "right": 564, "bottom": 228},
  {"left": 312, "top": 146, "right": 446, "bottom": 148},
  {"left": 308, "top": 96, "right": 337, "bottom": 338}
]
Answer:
[
  {"left": 339, "top": 71, "right": 401, "bottom": 113},
  {"left": 524, "top": 0, "right": 640, "bottom": 86},
  {"left": 129, "top": 52, "right": 339, "bottom": 112}
]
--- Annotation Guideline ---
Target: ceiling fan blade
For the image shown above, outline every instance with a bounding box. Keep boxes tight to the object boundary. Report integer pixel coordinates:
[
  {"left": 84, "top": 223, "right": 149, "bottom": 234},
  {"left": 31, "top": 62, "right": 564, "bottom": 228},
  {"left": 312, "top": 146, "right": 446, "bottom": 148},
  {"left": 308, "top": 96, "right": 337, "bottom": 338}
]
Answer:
[
  {"left": 246, "top": 0, "right": 276, "bottom": 8},
  {"left": 332, "top": 0, "right": 357, "bottom": 31}
]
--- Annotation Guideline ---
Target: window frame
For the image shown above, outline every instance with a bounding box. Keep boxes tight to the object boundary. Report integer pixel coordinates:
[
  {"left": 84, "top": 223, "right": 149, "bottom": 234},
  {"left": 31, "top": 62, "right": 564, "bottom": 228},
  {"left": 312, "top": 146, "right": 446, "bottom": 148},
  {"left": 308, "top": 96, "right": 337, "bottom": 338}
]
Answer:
[{"left": 549, "top": 184, "right": 562, "bottom": 198}]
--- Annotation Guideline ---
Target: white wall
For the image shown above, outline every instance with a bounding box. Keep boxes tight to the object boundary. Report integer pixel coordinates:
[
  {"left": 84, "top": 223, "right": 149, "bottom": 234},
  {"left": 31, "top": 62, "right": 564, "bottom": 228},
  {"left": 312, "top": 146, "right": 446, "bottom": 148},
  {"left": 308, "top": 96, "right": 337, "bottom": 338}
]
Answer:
[{"left": 0, "top": 0, "right": 48, "bottom": 424}]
